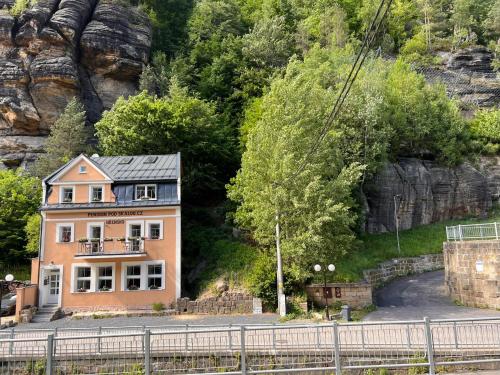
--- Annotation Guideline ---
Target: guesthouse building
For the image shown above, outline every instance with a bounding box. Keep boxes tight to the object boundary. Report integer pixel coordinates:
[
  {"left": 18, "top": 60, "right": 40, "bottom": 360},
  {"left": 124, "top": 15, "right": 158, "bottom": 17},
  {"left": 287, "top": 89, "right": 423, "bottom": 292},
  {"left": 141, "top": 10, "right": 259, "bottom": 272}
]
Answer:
[{"left": 31, "top": 153, "right": 181, "bottom": 311}]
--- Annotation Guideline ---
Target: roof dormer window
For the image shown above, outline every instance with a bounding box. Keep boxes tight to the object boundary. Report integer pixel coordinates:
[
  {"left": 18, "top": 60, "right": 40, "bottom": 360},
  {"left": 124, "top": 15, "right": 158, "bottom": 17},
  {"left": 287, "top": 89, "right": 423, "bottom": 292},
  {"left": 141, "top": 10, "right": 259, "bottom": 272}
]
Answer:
[{"left": 135, "top": 184, "right": 157, "bottom": 200}]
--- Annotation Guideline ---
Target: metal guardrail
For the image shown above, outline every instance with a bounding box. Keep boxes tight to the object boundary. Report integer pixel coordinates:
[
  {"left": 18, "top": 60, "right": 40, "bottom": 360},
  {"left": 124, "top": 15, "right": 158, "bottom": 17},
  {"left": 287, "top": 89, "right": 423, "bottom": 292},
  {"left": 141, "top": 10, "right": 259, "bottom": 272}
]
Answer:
[
  {"left": 446, "top": 222, "right": 500, "bottom": 241},
  {"left": 1, "top": 317, "right": 500, "bottom": 374}
]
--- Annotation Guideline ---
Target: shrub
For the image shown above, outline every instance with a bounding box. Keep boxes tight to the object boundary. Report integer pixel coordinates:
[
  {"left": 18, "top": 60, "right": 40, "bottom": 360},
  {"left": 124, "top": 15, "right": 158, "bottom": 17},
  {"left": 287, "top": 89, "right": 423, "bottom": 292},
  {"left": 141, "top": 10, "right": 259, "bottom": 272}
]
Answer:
[
  {"left": 152, "top": 302, "right": 165, "bottom": 312},
  {"left": 9, "top": 0, "right": 30, "bottom": 16},
  {"left": 469, "top": 108, "right": 500, "bottom": 155}
]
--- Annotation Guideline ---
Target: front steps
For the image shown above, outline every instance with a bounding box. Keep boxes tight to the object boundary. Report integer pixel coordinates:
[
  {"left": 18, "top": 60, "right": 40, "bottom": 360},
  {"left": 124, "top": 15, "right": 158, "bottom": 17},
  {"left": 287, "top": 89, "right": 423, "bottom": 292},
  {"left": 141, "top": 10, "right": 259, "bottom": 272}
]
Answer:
[{"left": 31, "top": 305, "right": 61, "bottom": 323}]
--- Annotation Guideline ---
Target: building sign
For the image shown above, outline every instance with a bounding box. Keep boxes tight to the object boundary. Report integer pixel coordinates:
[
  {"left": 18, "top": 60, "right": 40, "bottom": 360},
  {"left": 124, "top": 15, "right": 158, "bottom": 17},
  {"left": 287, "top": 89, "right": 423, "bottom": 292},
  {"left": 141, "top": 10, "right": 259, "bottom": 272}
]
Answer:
[
  {"left": 88, "top": 211, "right": 143, "bottom": 218},
  {"left": 334, "top": 287, "right": 342, "bottom": 298},
  {"left": 105, "top": 220, "right": 125, "bottom": 225}
]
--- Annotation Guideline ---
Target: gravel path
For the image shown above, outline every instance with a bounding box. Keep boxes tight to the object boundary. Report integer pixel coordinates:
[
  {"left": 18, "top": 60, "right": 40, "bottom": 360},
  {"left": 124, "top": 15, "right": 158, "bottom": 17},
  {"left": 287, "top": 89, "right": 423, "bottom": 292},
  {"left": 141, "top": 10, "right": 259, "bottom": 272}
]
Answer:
[{"left": 364, "top": 270, "right": 500, "bottom": 321}]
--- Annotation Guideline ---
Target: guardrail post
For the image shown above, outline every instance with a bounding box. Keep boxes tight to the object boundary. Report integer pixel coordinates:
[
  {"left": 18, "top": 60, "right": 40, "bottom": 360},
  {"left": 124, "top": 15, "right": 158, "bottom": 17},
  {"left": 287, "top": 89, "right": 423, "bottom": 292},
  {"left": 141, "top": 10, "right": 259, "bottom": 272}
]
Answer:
[
  {"left": 9, "top": 328, "right": 14, "bottom": 355},
  {"left": 316, "top": 325, "right": 321, "bottom": 349},
  {"left": 333, "top": 322, "right": 342, "bottom": 375},
  {"left": 240, "top": 326, "right": 247, "bottom": 375},
  {"left": 185, "top": 324, "right": 189, "bottom": 351},
  {"left": 458, "top": 225, "right": 462, "bottom": 241},
  {"left": 97, "top": 326, "right": 102, "bottom": 354},
  {"left": 424, "top": 317, "right": 435, "bottom": 375},
  {"left": 406, "top": 325, "right": 411, "bottom": 349},
  {"left": 453, "top": 321, "right": 459, "bottom": 349},
  {"left": 144, "top": 329, "right": 151, "bottom": 375},
  {"left": 272, "top": 323, "right": 276, "bottom": 351},
  {"left": 228, "top": 324, "right": 233, "bottom": 350},
  {"left": 46, "top": 334, "right": 54, "bottom": 375},
  {"left": 495, "top": 222, "right": 499, "bottom": 240},
  {"left": 360, "top": 325, "right": 365, "bottom": 350}
]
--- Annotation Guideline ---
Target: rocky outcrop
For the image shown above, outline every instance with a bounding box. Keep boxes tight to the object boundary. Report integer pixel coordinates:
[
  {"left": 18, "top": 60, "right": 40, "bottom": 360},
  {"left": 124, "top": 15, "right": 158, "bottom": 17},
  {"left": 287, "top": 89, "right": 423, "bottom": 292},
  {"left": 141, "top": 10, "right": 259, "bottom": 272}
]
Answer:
[
  {"left": 363, "top": 158, "right": 493, "bottom": 233},
  {"left": 0, "top": 0, "right": 151, "bottom": 168},
  {"left": 418, "top": 47, "right": 500, "bottom": 108}
]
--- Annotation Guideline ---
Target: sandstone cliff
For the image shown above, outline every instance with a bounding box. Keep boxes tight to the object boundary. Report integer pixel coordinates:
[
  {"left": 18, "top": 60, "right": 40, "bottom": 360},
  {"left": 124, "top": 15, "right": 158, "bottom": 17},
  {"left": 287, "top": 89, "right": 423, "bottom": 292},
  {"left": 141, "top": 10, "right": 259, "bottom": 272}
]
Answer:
[
  {"left": 363, "top": 157, "right": 499, "bottom": 233},
  {"left": 0, "top": 0, "right": 151, "bottom": 168}
]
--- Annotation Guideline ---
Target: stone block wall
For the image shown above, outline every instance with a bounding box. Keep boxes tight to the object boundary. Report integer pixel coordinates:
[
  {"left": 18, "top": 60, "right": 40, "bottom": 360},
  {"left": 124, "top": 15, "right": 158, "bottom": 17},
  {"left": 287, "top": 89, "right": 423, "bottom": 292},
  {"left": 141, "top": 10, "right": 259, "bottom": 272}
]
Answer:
[
  {"left": 363, "top": 254, "right": 444, "bottom": 287},
  {"left": 444, "top": 241, "right": 499, "bottom": 309},
  {"left": 305, "top": 283, "right": 372, "bottom": 309},
  {"left": 176, "top": 293, "right": 258, "bottom": 314}
]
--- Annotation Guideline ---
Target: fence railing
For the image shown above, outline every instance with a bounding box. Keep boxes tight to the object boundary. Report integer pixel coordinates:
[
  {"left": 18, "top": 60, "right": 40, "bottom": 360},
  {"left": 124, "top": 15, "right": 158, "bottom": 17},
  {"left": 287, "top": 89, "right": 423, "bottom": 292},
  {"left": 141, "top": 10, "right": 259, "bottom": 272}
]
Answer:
[
  {"left": 1, "top": 317, "right": 500, "bottom": 374},
  {"left": 446, "top": 222, "right": 500, "bottom": 241}
]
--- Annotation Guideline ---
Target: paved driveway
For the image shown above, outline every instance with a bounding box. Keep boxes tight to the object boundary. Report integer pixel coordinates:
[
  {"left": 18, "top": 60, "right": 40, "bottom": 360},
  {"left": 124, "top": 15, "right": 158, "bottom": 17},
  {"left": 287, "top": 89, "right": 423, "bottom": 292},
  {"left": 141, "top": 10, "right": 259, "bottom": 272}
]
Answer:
[{"left": 364, "top": 270, "right": 500, "bottom": 321}]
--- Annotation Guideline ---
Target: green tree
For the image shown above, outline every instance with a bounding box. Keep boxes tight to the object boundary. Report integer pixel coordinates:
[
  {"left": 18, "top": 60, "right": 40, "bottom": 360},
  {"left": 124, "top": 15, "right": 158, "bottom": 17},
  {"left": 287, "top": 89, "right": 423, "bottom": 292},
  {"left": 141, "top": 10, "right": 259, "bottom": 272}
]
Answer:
[
  {"left": 25, "top": 214, "right": 41, "bottom": 257},
  {"left": 95, "top": 82, "right": 238, "bottom": 201},
  {"left": 0, "top": 170, "right": 41, "bottom": 265},
  {"left": 228, "top": 50, "right": 365, "bottom": 285},
  {"left": 31, "top": 98, "right": 90, "bottom": 179},
  {"left": 469, "top": 108, "right": 500, "bottom": 154}
]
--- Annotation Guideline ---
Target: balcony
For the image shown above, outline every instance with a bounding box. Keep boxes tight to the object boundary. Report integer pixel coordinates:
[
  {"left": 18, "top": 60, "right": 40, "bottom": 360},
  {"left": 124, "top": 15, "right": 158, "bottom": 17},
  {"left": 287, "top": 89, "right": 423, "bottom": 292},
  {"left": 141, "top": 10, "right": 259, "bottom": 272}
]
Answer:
[{"left": 76, "top": 238, "right": 147, "bottom": 259}]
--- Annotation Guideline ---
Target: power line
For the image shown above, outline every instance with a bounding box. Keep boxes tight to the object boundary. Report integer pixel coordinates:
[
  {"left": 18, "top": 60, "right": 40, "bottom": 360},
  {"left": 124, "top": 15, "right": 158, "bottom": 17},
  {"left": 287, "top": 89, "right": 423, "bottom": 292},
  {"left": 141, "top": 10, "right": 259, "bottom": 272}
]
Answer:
[{"left": 276, "top": 0, "right": 394, "bottom": 188}]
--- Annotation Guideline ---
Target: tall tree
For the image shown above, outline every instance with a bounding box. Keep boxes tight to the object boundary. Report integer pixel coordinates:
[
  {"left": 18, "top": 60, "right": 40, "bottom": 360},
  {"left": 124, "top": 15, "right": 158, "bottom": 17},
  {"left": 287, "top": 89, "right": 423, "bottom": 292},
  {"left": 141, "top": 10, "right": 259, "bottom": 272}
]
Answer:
[
  {"left": 95, "top": 82, "right": 238, "bottom": 201},
  {"left": 31, "top": 98, "right": 89, "bottom": 179},
  {"left": 0, "top": 170, "right": 41, "bottom": 265}
]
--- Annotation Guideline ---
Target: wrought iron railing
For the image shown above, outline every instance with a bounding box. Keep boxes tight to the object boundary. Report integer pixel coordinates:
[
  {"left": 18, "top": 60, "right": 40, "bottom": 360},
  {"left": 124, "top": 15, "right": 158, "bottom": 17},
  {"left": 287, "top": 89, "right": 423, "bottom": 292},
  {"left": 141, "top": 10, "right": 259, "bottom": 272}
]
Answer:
[{"left": 76, "top": 238, "right": 146, "bottom": 256}]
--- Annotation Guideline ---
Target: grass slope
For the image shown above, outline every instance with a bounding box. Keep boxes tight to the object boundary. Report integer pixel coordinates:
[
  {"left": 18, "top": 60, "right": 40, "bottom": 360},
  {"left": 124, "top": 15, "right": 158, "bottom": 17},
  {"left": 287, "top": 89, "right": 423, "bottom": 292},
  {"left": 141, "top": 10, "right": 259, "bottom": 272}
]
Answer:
[{"left": 335, "top": 209, "right": 500, "bottom": 282}]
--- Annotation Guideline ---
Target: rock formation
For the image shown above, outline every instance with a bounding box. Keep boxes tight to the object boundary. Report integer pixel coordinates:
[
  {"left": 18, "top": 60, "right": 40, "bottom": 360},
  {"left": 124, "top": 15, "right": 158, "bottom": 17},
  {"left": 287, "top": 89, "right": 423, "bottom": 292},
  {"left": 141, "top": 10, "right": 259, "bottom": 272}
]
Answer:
[
  {"left": 418, "top": 47, "right": 500, "bottom": 109},
  {"left": 363, "top": 158, "right": 494, "bottom": 233},
  {"left": 0, "top": 0, "right": 151, "bottom": 168}
]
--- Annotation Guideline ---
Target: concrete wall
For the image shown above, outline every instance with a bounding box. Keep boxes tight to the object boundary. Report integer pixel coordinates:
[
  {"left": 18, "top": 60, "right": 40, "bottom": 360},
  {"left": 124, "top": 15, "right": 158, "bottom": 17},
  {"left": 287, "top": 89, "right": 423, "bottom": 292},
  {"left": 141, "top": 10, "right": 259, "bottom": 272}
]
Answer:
[
  {"left": 363, "top": 254, "right": 444, "bottom": 287},
  {"left": 305, "top": 283, "right": 372, "bottom": 309},
  {"left": 15, "top": 285, "right": 37, "bottom": 320},
  {"left": 444, "top": 241, "right": 499, "bottom": 309}
]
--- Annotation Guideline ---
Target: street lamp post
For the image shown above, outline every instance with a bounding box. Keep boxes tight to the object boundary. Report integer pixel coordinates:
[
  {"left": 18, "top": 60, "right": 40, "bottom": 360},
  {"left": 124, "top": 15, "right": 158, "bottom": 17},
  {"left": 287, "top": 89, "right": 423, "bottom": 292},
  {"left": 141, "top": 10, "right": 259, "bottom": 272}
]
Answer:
[
  {"left": 0, "top": 274, "right": 14, "bottom": 316},
  {"left": 314, "top": 264, "right": 335, "bottom": 320},
  {"left": 394, "top": 194, "right": 401, "bottom": 254}
]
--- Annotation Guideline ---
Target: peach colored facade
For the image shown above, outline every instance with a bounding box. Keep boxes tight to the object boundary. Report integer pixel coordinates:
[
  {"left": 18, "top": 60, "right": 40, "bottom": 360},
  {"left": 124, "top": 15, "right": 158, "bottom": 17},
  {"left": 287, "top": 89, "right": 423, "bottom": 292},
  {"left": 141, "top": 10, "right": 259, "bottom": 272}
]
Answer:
[{"left": 34, "top": 155, "right": 181, "bottom": 311}]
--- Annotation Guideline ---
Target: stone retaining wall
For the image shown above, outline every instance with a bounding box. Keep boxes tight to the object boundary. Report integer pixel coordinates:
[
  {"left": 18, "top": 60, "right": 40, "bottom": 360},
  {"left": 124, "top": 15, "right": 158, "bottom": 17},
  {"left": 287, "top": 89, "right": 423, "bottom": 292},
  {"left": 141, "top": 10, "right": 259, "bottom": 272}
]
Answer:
[
  {"left": 363, "top": 254, "right": 444, "bottom": 287},
  {"left": 305, "top": 282, "right": 372, "bottom": 309},
  {"left": 444, "top": 241, "right": 499, "bottom": 309},
  {"left": 176, "top": 293, "right": 260, "bottom": 314}
]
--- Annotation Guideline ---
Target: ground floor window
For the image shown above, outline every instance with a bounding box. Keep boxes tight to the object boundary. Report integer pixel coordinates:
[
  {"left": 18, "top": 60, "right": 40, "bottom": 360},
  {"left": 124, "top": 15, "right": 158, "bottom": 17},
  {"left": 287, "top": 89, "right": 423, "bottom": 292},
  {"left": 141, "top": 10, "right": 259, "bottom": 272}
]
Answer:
[
  {"left": 97, "top": 266, "right": 113, "bottom": 291},
  {"left": 126, "top": 265, "right": 142, "bottom": 290},
  {"left": 122, "top": 261, "right": 165, "bottom": 291},
  {"left": 76, "top": 267, "right": 91, "bottom": 292},
  {"left": 72, "top": 263, "right": 115, "bottom": 293},
  {"left": 148, "top": 264, "right": 163, "bottom": 289}
]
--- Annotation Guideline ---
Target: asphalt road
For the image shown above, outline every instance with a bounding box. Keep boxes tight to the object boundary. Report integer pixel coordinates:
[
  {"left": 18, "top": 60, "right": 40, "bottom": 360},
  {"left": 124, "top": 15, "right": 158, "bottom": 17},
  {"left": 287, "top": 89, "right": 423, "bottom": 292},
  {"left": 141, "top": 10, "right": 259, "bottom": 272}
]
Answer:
[{"left": 364, "top": 270, "right": 500, "bottom": 321}]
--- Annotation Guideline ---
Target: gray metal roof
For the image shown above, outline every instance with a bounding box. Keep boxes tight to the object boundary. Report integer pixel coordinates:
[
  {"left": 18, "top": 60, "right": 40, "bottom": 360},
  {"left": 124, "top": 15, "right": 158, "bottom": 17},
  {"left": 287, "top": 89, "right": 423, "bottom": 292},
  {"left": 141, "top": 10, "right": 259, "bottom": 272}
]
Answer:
[{"left": 90, "top": 154, "right": 180, "bottom": 182}]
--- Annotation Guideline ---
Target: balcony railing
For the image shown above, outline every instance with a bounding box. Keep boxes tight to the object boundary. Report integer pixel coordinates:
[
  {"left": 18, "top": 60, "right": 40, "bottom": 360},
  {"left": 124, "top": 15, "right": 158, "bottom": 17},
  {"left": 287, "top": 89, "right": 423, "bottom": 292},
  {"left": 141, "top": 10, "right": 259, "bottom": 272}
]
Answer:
[
  {"left": 76, "top": 238, "right": 146, "bottom": 257},
  {"left": 446, "top": 222, "right": 500, "bottom": 241}
]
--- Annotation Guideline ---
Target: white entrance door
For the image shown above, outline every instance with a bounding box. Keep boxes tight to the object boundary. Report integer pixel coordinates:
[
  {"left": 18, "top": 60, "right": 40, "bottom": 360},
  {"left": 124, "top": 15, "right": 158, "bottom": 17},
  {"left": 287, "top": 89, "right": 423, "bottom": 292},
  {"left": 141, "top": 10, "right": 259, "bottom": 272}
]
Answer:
[{"left": 47, "top": 271, "right": 60, "bottom": 305}]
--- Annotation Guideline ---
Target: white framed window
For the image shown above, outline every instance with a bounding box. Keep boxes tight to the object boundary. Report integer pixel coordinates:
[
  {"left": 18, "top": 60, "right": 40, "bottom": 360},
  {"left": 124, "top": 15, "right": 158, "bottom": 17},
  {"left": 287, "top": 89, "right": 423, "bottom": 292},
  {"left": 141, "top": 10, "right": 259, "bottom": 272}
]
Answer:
[
  {"left": 125, "top": 265, "right": 142, "bottom": 291},
  {"left": 79, "top": 165, "right": 87, "bottom": 174},
  {"left": 126, "top": 221, "right": 144, "bottom": 239},
  {"left": 121, "top": 261, "right": 165, "bottom": 291},
  {"left": 75, "top": 266, "right": 91, "bottom": 292},
  {"left": 135, "top": 184, "right": 157, "bottom": 200},
  {"left": 146, "top": 220, "right": 163, "bottom": 240},
  {"left": 147, "top": 264, "right": 163, "bottom": 289},
  {"left": 56, "top": 223, "right": 74, "bottom": 243},
  {"left": 89, "top": 185, "right": 104, "bottom": 202},
  {"left": 97, "top": 266, "right": 113, "bottom": 292},
  {"left": 87, "top": 222, "right": 104, "bottom": 241},
  {"left": 60, "top": 186, "right": 74, "bottom": 203}
]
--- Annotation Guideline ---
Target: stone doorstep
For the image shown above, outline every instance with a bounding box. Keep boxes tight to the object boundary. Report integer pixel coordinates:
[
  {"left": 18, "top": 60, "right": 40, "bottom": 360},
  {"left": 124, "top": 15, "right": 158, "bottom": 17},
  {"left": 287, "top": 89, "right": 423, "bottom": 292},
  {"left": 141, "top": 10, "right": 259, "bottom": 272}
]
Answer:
[{"left": 71, "top": 309, "right": 178, "bottom": 319}]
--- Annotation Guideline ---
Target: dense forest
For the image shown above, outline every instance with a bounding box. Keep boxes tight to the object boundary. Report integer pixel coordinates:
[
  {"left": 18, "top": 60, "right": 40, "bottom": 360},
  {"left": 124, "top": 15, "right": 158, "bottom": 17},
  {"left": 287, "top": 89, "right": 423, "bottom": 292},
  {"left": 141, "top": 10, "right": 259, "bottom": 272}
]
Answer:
[{"left": 2, "top": 0, "right": 500, "bottom": 307}]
